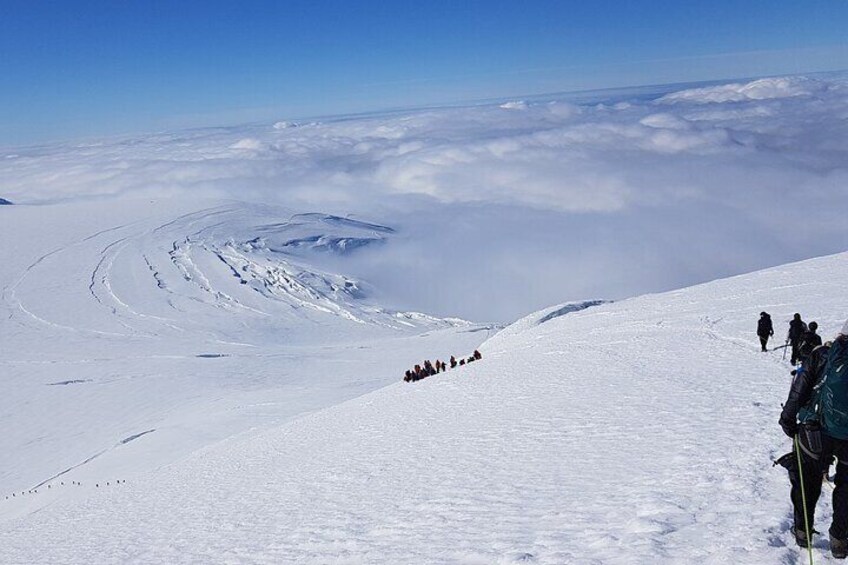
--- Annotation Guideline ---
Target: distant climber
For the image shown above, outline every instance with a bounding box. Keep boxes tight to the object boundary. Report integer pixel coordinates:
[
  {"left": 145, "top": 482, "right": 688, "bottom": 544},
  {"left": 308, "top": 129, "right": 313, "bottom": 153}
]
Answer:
[
  {"left": 758, "top": 312, "right": 774, "bottom": 352},
  {"left": 798, "top": 322, "right": 823, "bottom": 364},
  {"left": 403, "top": 350, "right": 484, "bottom": 383},
  {"left": 788, "top": 314, "right": 808, "bottom": 365}
]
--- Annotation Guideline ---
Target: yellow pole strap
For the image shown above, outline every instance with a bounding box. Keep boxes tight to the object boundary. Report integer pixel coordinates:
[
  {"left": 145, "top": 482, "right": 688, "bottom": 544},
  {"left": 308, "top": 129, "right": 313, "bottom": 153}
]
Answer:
[{"left": 796, "top": 433, "right": 815, "bottom": 565}]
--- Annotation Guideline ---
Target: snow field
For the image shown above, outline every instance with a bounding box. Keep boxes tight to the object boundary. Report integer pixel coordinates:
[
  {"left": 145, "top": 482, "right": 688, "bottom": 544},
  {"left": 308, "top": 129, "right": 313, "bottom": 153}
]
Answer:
[
  {"left": 3, "top": 251, "right": 846, "bottom": 563},
  {"left": 0, "top": 199, "right": 488, "bottom": 522}
]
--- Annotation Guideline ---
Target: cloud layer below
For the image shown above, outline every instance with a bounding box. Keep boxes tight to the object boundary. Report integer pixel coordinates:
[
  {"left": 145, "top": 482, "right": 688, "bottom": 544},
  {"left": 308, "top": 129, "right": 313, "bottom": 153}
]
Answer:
[{"left": 3, "top": 74, "right": 848, "bottom": 322}]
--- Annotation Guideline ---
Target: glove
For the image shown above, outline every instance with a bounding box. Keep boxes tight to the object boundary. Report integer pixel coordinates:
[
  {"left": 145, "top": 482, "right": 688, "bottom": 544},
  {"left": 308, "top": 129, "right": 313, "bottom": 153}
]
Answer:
[{"left": 780, "top": 418, "right": 799, "bottom": 438}]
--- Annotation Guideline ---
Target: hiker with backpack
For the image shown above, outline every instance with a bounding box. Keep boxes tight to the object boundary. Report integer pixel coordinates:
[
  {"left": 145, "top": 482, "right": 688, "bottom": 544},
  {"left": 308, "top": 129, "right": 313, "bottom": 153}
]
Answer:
[
  {"left": 779, "top": 320, "right": 848, "bottom": 556},
  {"left": 798, "top": 322, "right": 823, "bottom": 365},
  {"left": 789, "top": 313, "right": 808, "bottom": 365},
  {"left": 758, "top": 312, "right": 774, "bottom": 352},
  {"left": 779, "top": 337, "right": 834, "bottom": 549}
]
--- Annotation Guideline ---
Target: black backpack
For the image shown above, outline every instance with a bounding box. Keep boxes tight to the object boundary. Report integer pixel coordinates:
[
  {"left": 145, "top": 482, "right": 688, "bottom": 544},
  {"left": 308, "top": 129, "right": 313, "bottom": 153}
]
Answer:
[{"left": 817, "top": 338, "right": 848, "bottom": 439}]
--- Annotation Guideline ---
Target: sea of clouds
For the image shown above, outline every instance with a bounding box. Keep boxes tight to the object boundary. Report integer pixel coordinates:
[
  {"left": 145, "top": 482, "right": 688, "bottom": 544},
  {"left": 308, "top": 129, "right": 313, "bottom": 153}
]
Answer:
[{"left": 2, "top": 74, "right": 847, "bottom": 322}]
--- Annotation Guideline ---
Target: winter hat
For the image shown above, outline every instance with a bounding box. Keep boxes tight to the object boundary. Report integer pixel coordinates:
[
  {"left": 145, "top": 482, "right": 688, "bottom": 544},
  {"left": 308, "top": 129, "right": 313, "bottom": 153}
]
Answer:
[{"left": 842, "top": 319, "right": 848, "bottom": 336}]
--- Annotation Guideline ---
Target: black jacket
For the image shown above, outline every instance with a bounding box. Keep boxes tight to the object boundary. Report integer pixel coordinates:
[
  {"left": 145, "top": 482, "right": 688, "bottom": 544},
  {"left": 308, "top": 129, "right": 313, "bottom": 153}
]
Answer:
[
  {"left": 780, "top": 343, "right": 832, "bottom": 436},
  {"left": 798, "top": 330, "right": 823, "bottom": 361},
  {"left": 788, "top": 318, "right": 807, "bottom": 342},
  {"left": 757, "top": 315, "right": 773, "bottom": 337}
]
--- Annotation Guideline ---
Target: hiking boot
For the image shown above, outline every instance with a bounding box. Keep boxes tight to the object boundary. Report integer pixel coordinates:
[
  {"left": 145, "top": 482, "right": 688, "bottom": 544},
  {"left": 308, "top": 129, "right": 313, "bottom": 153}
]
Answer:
[
  {"left": 832, "top": 535, "right": 848, "bottom": 559},
  {"left": 794, "top": 527, "right": 810, "bottom": 548}
]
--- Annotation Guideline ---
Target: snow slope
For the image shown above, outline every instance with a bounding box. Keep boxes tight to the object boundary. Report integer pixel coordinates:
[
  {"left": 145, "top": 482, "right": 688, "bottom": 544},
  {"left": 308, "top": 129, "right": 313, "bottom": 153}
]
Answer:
[
  {"left": 3, "top": 248, "right": 846, "bottom": 563},
  {"left": 0, "top": 198, "right": 491, "bottom": 522}
]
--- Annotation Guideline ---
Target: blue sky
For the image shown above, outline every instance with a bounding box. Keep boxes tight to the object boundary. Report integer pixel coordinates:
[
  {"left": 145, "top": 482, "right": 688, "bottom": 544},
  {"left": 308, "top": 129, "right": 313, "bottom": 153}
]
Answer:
[{"left": 2, "top": 0, "right": 847, "bottom": 145}]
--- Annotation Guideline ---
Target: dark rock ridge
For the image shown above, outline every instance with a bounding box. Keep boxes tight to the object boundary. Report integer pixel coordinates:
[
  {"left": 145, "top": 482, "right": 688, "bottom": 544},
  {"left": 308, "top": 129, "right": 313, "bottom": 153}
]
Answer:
[{"left": 538, "top": 300, "right": 609, "bottom": 325}]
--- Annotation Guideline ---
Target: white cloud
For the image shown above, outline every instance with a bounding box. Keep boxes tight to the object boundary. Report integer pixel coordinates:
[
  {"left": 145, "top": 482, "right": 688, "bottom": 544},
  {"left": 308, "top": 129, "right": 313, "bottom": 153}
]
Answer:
[
  {"left": 500, "top": 100, "right": 528, "bottom": 110},
  {"left": 230, "top": 138, "right": 265, "bottom": 150},
  {"left": 639, "top": 113, "right": 691, "bottom": 130},
  {"left": 658, "top": 76, "right": 825, "bottom": 104},
  {"left": 2, "top": 74, "right": 847, "bottom": 321}
]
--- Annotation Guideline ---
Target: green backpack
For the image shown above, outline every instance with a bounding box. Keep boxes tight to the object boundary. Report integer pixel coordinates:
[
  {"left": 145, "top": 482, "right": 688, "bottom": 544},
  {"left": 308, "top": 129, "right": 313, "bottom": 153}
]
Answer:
[{"left": 819, "top": 338, "right": 848, "bottom": 439}]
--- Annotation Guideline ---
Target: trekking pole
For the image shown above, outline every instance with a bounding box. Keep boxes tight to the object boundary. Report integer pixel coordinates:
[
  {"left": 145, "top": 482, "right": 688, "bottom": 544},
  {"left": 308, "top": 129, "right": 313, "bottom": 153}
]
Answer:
[
  {"left": 795, "top": 434, "right": 815, "bottom": 564},
  {"left": 783, "top": 339, "right": 790, "bottom": 361}
]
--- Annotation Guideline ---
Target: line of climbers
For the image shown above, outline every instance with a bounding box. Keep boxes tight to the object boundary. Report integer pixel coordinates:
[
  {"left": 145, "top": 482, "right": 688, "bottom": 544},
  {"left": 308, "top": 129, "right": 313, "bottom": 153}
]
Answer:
[
  {"left": 403, "top": 350, "right": 482, "bottom": 382},
  {"left": 758, "top": 311, "right": 822, "bottom": 365},
  {"left": 776, "top": 317, "right": 848, "bottom": 558},
  {"left": 4, "top": 479, "right": 126, "bottom": 502}
]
